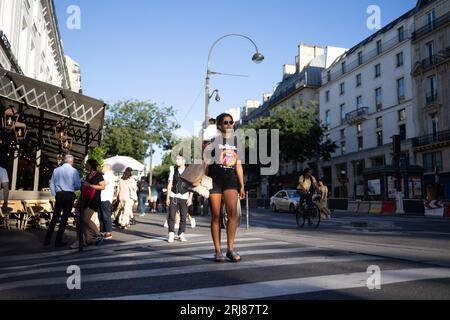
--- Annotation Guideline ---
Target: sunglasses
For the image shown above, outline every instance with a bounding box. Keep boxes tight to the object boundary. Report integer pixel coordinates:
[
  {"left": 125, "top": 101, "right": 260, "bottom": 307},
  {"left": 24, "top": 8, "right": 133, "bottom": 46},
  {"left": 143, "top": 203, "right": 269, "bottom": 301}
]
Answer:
[{"left": 222, "top": 121, "right": 234, "bottom": 125}]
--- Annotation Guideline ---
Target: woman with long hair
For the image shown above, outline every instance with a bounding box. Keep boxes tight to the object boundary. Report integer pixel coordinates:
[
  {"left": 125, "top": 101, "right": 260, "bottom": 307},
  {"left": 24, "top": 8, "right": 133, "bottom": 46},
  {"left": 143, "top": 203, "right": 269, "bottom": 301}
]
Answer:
[
  {"left": 118, "top": 167, "right": 137, "bottom": 229},
  {"left": 80, "top": 159, "right": 105, "bottom": 246},
  {"left": 205, "top": 113, "right": 245, "bottom": 262}
]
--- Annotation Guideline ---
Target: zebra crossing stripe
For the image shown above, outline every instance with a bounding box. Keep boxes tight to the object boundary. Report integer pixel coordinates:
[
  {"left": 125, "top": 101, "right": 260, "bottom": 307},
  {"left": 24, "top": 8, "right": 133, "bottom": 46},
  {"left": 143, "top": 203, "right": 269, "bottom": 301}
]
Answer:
[
  {"left": 0, "top": 234, "right": 207, "bottom": 263},
  {"left": 0, "top": 254, "right": 381, "bottom": 292},
  {"left": 0, "top": 237, "right": 267, "bottom": 272},
  {"left": 104, "top": 267, "right": 450, "bottom": 300},
  {"left": 0, "top": 245, "right": 324, "bottom": 280}
]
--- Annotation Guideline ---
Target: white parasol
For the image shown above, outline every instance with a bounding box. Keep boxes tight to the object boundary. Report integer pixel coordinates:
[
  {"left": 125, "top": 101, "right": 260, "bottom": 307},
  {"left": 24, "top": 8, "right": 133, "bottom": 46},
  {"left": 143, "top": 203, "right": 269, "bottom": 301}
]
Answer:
[{"left": 104, "top": 156, "right": 145, "bottom": 172}]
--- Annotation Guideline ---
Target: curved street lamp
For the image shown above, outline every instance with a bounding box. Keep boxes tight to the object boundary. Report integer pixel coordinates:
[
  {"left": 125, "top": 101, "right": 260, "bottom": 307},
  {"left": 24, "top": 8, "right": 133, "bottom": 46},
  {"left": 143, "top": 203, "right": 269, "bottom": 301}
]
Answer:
[{"left": 205, "top": 34, "right": 264, "bottom": 128}]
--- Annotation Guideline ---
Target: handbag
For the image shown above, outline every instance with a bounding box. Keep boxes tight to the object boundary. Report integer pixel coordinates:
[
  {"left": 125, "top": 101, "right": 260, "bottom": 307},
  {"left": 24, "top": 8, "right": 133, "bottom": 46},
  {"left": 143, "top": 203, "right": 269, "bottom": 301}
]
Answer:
[
  {"left": 82, "top": 185, "right": 96, "bottom": 200},
  {"left": 129, "top": 179, "right": 138, "bottom": 201},
  {"left": 180, "top": 164, "right": 207, "bottom": 187},
  {"left": 130, "top": 189, "right": 138, "bottom": 201}
]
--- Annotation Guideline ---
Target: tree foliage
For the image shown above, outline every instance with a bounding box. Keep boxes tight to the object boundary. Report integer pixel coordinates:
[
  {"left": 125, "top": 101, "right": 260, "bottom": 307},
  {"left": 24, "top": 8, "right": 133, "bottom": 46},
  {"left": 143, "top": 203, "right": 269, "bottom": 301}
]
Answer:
[
  {"left": 152, "top": 152, "right": 173, "bottom": 183},
  {"left": 102, "top": 100, "right": 180, "bottom": 163},
  {"left": 245, "top": 103, "right": 336, "bottom": 163}
]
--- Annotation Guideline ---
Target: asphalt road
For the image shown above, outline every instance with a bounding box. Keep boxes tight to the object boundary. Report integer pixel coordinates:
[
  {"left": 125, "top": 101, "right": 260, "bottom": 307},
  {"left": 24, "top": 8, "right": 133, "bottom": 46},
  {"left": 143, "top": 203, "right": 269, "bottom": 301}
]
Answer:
[{"left": 0, "top": 208, "right": 449, "bottom": 301}]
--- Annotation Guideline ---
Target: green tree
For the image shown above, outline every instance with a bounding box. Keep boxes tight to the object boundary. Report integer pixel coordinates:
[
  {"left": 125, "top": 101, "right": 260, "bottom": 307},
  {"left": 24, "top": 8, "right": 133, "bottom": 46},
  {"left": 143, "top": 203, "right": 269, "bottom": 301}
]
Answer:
[
  {"left": 102, "top": 100, "right": 179, "bottom": 162},
  {"left": 245, "top": 102, "right": 336, "bottom": 164},
  {"left": 152, "top": 152, "right": 173, "bottom": 182}
]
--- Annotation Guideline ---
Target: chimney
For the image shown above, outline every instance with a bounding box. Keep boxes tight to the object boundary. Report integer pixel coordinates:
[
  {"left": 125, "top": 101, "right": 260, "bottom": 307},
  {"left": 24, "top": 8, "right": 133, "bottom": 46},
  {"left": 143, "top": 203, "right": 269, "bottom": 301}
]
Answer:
[
  {"left": 283, "top": 64, "right": 296, "bottom": 79},
  {"left": 297, "top": 44, "right": 325, "bottom": 72}
]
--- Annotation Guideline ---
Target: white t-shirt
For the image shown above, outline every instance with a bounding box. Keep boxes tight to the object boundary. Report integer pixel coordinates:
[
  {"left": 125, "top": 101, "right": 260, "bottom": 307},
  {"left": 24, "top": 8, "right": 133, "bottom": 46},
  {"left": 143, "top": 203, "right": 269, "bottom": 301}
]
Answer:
[
  {"left": 101, "top": 171, "right": 116, "bottom": 203},
  {"left": 0, "top": 167, "right": 9, "bottom": 188},
  {"left": 168, "top": 166, "right": 189, "bottom": 200}
]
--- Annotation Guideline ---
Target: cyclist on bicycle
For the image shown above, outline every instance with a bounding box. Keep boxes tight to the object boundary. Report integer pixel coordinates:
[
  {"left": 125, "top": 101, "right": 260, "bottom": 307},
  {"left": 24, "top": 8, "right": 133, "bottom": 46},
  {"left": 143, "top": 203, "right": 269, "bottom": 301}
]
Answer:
[{"left": 297, "top": 168, "right": 319, "bottom": 224}]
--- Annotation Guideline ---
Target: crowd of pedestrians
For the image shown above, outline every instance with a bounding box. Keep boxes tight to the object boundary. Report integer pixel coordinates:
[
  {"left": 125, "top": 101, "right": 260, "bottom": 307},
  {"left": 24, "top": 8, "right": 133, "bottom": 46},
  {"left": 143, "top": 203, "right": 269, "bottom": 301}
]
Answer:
[{"left": 35, "top": 114, "right": 331, "bottom": 266}]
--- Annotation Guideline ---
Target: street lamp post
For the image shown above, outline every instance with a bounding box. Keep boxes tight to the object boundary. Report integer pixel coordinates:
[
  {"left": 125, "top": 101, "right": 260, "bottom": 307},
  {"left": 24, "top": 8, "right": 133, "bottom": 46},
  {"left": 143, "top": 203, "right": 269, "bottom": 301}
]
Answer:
[{"left": 204, "top": 34, "right": 264, "bottom": 129}]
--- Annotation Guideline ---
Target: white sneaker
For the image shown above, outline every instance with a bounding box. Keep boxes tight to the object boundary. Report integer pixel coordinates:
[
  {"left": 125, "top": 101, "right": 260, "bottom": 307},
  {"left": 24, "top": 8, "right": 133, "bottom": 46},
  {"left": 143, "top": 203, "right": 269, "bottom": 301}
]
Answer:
[
  {"left": 190, "top": 218, "right": 196, "bottom": 229},
  {"left": 163, "top": 220, "right": 168, "bottom": 228},
  {"left": 178, "top": 233, "right": 187, "bottom": 242},
  {"left": 167, "top": 232, "right": 175, "bottom": 243}
]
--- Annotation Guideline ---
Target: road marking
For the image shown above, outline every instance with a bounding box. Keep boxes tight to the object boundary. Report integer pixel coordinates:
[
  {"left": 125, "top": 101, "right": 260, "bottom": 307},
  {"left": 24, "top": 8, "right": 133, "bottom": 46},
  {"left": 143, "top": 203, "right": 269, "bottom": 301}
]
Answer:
[
  {"left": 0, "top": 234, "right": 204, "bottom": 263},
  {"left": 104, "top": 267, "right": 450, "bottom": 300},
  {"left": 0, "top": 237, "right": 267, "bottom": 272},
  {"left": 1, "top": 242, "right": 314, "bottom": 279},
  {"left": 0, "top": 254, "right": 381, "bottom": 291}
]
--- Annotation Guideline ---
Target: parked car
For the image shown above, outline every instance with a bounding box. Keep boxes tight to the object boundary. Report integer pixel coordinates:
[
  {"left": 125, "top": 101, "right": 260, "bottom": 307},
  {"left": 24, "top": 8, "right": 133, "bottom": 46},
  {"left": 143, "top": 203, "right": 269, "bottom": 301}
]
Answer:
[{"left": 270, "top": 190, "right": 300, "bottom": 213}]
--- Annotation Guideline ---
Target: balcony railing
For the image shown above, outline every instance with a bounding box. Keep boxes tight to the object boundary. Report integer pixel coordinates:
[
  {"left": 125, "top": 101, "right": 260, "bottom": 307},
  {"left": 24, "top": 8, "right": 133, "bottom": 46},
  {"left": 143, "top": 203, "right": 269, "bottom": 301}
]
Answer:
[
  {"left": 412, "top": 12, "right": 450, "bottom": 41},
  {"left": 422, "top": 55, "right": 437, "bottom": 69},
  {"left": 326, "top": 30, "right": 411, "bottom": 83},
  {"left": 426, "top": 92, "right": 438, "bottom": 104},
  {"left": 344, "top": 107, "right": 369, "bottom": 125},
  {"left": 413, "top": 129, "right": 450, "bottom": 148}
]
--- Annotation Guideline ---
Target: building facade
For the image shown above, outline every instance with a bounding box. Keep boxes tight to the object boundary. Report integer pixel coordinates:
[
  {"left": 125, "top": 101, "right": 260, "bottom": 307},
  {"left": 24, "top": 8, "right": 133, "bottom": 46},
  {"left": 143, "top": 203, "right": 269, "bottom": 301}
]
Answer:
[
  {"left": 0, "top": 0, "right": 105, "bottom": 202},
  {"left": 0, "top": 0, "right": 71, "bottom": 88},
  {"left": 241, "top": 44, "right": 347, "bottom": 198},
  {"left": 319, "top": 8, "right": 419, "bottom": 200},
  {"left": 65, "top": 55, "right": 82, "bottom": 93},
  {"left": 411, "top": 0, "right": 450, "bottom": 200}
]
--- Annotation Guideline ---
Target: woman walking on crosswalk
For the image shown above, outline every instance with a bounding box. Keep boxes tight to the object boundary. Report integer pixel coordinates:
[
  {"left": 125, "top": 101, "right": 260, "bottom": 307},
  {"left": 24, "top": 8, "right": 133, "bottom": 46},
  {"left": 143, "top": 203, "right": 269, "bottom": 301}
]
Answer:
[{"left": 204, "top": 113, "right": 245, "bottom": 263}]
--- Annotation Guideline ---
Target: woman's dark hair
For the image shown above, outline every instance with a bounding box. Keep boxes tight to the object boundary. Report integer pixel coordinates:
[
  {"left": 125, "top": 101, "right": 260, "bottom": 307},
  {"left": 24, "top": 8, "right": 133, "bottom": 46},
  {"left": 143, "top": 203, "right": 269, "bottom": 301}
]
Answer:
[
  {"left": 216, "top": 113, "right": 234, "bottom": 131},
  {"left": 122, "top": 167, "right": 133, "bottom": 180},
  {"left": 303, "top": 168, "right": 313, "bottom": 176},
  {"left": 86, "top": 159, "right": 98, "bottom": 171}
]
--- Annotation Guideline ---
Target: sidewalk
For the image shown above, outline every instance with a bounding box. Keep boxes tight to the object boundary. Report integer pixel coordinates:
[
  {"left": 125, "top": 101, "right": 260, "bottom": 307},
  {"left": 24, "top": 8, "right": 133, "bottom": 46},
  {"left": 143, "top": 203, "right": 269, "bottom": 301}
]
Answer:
[
  {"left": 0, "top": 227, "right": 75, "bottom": 256},
  {"left": 0, "top": 211, "right": 206, "bottom": 258}
]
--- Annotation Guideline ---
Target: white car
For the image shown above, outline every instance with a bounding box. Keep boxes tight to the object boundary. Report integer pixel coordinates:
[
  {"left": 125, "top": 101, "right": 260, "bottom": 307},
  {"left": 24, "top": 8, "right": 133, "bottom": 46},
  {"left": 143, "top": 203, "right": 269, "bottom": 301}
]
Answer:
[{"left": 270, "top": 190, "right": 300, "bottom": 213}]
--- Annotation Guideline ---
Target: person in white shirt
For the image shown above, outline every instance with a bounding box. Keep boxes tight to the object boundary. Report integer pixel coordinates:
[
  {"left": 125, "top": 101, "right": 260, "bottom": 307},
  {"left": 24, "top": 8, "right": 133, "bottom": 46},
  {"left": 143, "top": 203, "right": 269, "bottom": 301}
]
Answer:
[
  {"left": 0, "top": 166, "right": 9, "bottom": 213},
  {"left": 99, "top": 164, "right": 115, "bottom": 239},
  {"left": 166, "top": 155, "right": 192, "bottom": 243}
]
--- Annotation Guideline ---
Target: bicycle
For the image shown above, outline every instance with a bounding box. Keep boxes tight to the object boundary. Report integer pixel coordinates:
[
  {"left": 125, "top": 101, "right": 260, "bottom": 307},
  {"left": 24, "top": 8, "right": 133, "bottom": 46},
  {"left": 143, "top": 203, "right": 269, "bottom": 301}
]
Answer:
[{"left": 295, "top": 192, "right": 321, "bottom": 229}]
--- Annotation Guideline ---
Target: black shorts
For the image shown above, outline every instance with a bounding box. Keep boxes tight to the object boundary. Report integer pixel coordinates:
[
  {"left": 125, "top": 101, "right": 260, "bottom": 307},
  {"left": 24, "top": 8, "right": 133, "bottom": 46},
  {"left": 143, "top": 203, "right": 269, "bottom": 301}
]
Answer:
[{"left": 210, "top": 170, "right": 239, "bottom": 194}]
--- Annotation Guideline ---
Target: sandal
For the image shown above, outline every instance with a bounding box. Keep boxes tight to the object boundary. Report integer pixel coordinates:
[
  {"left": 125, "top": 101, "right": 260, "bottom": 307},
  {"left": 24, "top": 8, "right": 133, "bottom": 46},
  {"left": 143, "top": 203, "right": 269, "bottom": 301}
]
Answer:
[
  {"left": 214, "top": 252, "right": 225, "bottom": 263},
  {"left": 226, "top": 250, "right": 241, "bottom": 263}
]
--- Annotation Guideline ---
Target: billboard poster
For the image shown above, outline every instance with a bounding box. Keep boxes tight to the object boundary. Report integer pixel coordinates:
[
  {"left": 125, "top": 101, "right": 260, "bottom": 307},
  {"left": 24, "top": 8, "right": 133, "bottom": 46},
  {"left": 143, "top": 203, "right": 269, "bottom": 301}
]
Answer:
[
  {"left": 412, "top": 177, "right": 422, "bottom": 198},
  {"left": 388, "top": 176, "right": 397, "bottom": 199},
  {"left": 368, "top": 179, "right": 381, "bottom": 196}
]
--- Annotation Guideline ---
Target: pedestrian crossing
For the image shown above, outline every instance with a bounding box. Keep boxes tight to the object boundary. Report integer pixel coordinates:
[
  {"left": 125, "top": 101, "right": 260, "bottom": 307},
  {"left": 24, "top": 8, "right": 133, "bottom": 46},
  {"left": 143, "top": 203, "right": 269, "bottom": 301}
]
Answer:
[{"left": 0, "top": 233, "right": 449, "bottom": 300}]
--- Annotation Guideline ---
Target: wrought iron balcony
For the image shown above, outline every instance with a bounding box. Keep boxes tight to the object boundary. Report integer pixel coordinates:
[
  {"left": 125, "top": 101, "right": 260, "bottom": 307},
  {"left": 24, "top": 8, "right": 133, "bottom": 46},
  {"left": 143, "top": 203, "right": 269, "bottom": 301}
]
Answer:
[
  {"left": 344, "top": 107, "right": 369, "bottom": 125},
  {"left": 326, "top": 30, "right": 411, "bottom": 83},
  {"left": 413, "top": 129, "right": 450, "bottom": 148},
  {"left": 426, "top": 92, "right": 438, "bottom": 104},
  {"left": 422, "top": 55, "right": 437, "bottom": 69},
  {"left": 412, "top": 12, "right": 450, "bottom": 41}
]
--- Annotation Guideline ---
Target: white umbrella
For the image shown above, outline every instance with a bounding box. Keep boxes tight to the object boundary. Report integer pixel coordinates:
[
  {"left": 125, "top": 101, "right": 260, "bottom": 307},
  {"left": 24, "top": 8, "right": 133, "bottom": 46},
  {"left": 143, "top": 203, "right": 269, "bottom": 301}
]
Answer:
[{"left": 104, "top": 156, "right": 145, "bottom": 172}]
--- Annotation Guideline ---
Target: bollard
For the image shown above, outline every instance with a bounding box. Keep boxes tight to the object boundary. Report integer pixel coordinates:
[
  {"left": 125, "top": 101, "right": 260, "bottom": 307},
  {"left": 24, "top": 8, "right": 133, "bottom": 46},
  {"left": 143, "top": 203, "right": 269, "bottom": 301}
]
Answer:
[{"left": 246, "top": 191, "right": 249, "bottom": 230}]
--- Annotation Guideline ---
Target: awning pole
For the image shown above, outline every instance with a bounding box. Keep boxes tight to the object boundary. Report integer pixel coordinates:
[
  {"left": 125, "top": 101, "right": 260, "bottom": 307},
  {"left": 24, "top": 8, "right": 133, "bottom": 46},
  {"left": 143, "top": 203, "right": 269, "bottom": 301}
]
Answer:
[
  {"left": 11, "top": 146, "right": 19, "bottom": 191},
  {"left": 34, "top": 149, "right": 41, "bottom": 192}
]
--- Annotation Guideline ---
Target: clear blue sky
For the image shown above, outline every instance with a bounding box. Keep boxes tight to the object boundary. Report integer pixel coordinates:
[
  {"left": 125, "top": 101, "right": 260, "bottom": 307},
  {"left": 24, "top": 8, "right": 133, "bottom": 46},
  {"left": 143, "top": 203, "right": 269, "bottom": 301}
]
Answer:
[{"left": 55, "top": 0, "right": 417, "bottom": 167}]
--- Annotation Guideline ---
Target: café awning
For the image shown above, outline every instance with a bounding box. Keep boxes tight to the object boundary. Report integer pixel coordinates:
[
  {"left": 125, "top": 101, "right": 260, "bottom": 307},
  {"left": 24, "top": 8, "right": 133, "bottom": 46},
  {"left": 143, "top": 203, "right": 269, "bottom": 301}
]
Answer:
[{"left": 0, "top": 67, "right": 107, "bottom": 168}]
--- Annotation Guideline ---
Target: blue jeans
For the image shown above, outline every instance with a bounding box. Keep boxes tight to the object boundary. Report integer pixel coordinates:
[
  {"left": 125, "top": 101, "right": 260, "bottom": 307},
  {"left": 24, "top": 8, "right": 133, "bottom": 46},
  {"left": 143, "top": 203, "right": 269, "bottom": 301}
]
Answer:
[
  {"left": 99, "top": 201, "right": 112, "bottom": 233},
  {"left": 138, "top": 193, "right": 147, "bottom": 214}
]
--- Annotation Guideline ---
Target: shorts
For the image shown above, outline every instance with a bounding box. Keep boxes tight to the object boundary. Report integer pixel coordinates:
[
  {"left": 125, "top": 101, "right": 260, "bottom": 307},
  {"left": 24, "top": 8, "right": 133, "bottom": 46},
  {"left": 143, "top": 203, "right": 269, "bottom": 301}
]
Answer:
[{"left": 210, "top": 170, "right": 239, "bottom": 194}]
